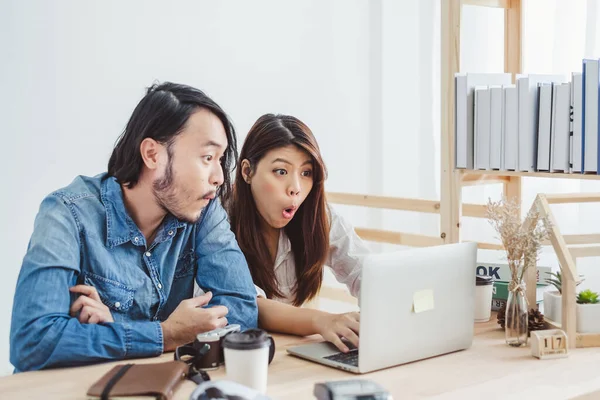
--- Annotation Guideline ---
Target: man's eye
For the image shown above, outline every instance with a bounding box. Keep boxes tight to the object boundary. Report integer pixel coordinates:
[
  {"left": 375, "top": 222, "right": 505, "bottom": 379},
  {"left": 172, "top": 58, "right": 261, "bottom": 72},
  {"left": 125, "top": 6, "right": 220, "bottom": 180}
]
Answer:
[{"left": 274, "top": 169, "right": 287, "bottom": 176}]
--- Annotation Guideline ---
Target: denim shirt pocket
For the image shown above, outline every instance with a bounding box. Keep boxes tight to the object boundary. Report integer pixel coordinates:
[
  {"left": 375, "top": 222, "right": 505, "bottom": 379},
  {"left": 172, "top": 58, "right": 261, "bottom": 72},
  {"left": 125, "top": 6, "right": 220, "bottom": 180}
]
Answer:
[
  {"left": 82, "top": 272, "right": 137, "bottom": 313},
  {"left": 174, "top": 249, "right": 196, "bottom": 279}
]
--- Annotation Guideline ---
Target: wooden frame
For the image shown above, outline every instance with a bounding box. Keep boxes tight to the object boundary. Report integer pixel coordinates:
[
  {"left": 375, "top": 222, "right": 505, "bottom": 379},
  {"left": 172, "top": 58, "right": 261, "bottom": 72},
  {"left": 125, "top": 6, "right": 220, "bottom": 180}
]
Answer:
[
  {"left": 326, "top": 0, "right": 522, "bottom": 251},
  {"left": 321, "top": 1, "right": 600, "bottom": 311},
  {"left": 524, "top": 194, "right": 600, "bottom": 349},
  {"left": 319, "top": 0, "right": 519, "bottom": 304},
  {"left": 326, "top": 0, "right": 600, "bottom": 249}
]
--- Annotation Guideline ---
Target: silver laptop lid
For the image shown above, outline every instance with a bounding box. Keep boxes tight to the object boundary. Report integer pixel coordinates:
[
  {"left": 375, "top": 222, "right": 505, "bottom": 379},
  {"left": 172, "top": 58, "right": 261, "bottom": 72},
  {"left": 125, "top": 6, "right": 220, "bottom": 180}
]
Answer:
[{"left": 358, "top": 242, "right": 476, "bottom": 373}]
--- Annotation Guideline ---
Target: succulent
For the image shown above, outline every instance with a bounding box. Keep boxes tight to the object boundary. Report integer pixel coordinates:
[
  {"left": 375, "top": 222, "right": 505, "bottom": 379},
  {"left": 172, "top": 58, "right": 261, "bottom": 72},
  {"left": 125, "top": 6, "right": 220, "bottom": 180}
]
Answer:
[
  {"left": 546, "top": 271, "right": 563, "bottom": 293},
  {"left": 577, "top": 289, "right": 599, "bottom": 304},
  {"left": 545, "top": 270, "right": 584, "bottom": 294}
]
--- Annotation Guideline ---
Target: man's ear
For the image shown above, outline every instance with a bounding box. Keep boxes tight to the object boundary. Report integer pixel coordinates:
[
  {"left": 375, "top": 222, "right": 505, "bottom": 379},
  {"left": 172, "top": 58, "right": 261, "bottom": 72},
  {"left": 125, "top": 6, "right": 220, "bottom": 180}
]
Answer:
[
  {"left": 241, "top": 159, "right": 253, "bottom": 184},
  {"left": 139, "top": 138, "right": 164, "bottom": 170}
]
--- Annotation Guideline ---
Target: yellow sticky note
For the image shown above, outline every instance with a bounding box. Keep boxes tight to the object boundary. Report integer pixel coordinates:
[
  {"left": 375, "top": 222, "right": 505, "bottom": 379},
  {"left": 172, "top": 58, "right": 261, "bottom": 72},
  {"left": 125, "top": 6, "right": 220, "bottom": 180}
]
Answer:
[{"left": 413, "top": 289, "right": 435, "bottom": 313}]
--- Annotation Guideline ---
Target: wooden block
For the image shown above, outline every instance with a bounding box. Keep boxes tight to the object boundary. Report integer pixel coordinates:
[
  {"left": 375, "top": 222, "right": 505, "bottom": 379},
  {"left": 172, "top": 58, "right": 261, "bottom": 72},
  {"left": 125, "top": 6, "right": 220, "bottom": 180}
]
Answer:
[
  {"left": 531, "top": 329, "right": 569, "bottom": 359},
  {"left": 575, "top": 333, "right": 600, "bottom": 348}
]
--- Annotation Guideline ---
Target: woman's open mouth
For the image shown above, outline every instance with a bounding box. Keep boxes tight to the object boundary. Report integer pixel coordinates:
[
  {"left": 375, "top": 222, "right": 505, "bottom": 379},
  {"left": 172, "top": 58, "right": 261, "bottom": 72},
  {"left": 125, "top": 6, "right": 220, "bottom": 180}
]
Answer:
[{"left": 282, "top": 206, "right": 297, "bottom": 219}]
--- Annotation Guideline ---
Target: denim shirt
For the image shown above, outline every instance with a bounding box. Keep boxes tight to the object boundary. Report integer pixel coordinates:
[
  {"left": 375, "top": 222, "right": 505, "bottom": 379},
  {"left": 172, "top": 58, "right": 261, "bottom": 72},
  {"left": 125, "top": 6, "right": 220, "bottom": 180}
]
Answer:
[{"left": 10, "top": 174, "right": 258, "bottom": 372}]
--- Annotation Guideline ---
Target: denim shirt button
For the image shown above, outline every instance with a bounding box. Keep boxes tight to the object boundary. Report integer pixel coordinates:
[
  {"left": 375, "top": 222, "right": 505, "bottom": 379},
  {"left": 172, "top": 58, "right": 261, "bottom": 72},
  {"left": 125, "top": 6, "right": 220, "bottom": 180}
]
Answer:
[
  {"left": 168, "top": 230, "right": 174, "bottom": 236},
  {"left": 157, "top": 283, "right": 162, "bottom": 289},
  {"left": 145, "top": 251, "right": 151, "bottom": 257},
  {"left": 114, "top": 301, "right": 121, "bottom": 309},
  {"left": 133, "top": 237, "right": 139, "bottom": 243}
]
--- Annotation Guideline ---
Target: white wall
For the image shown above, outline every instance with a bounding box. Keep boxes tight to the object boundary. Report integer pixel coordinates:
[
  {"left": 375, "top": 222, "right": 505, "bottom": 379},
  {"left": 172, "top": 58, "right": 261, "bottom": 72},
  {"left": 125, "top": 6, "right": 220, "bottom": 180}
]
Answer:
[{"left": 0, "top": 0, "right": 378, "bottom": 374}]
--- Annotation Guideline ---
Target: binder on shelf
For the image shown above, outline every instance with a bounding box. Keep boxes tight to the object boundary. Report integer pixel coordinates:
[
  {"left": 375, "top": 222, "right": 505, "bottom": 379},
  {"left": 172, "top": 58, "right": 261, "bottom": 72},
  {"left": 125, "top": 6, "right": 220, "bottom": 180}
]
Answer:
[
  {"left": 474, "top": 86, "right": 491, "bottom": 170},
  {"left": 516, "top": 74, "right": 568, "bottom": 172},
  {"left": 455, "top": 73, "right": 512, "bottom": 169},
  {"left": 489, "top": 85, "right": 503, "bottom": 170},
  {"left": 582, "top": 59, "right": 600, "bottom": 174},
  {"left": 536, "top": 83, "right": 553, "bottom": 171},
  {"left": 503, "top": 84, "right": 518, "bottom": 171},
  {"left": 571, "top": 72, "right": 583, "bottom": 173},
  {"left": 550, "top": 82, "right": 571, "bottom": 172}
]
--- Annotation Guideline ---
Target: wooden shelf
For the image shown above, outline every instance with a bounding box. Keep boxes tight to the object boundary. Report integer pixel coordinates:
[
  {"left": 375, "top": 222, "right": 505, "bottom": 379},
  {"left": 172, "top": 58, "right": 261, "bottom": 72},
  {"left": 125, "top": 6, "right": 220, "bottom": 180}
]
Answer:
[
  {"left": 460, "top": 169, "right": 600, "bottom": 181},
  {"left": 462, "top": 0, "right": 510, "bottom": 9},
  {"left": 324, "top": 3, "right": 600, "bottom": 348},
  {"left": 525, "top": 194, "right": 600, "bottom": 349},
  {"left": 327, "top": 2, "right": 600, "bottom": 269}
]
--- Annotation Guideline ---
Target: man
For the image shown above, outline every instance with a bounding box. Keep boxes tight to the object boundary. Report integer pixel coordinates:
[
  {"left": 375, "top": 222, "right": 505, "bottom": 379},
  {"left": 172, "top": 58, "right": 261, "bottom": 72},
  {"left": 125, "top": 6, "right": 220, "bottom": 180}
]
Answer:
[{"left": 10, "top": 82, "right": 258, "bottom": 372}]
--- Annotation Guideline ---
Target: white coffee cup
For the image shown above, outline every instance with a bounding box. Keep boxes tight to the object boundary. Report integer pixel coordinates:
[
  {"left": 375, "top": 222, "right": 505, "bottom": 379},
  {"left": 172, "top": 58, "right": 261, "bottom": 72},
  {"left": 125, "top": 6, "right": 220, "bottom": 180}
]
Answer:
[
  {"left": 475, "top": 275, "right": 494, "bottom": 322},
  {"left": 223, "top": 329, "right": 275, "bottom": 394}
]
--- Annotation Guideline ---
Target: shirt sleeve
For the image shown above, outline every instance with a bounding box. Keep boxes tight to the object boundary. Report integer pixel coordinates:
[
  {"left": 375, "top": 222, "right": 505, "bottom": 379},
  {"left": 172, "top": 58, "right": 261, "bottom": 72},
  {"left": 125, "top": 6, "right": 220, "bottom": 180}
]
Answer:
[
  {"left": 255, "top": 284, "right": 267, "bottom": 299},
  {"left": 194, "top": 199, "right": 258, "bottom": 330},
  {"left": 194, "top": 282, "right": 266, "bottom": 299},
  {"left": 326, "top": 205, "right": 371, "bottom": 298},
  {"left": 10, "top": 194, "right": 163, "bottom": 372}
]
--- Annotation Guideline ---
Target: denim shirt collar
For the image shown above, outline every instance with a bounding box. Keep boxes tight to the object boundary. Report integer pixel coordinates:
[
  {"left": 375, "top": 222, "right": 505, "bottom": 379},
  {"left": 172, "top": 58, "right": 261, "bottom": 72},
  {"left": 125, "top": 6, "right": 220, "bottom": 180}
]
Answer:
[{"left": 100, "top": 176, "right": 186, "bottom": 248}]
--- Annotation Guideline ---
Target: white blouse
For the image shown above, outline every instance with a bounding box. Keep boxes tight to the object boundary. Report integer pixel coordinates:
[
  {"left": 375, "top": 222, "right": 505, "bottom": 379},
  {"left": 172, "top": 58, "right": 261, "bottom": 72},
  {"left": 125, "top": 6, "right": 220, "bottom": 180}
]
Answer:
[
  {"left": 255, "top": 206, "right": 370, "bottom": 305},
  {"left": 194, "top": 206, "right": 370, "bottom": 305}
]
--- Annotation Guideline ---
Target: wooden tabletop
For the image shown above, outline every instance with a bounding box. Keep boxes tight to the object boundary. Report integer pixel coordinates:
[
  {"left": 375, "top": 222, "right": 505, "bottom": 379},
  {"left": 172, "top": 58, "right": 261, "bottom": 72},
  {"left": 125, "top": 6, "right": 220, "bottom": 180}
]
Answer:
[{"left": 2, "top": 318, "right": 600, "bottom": 399}]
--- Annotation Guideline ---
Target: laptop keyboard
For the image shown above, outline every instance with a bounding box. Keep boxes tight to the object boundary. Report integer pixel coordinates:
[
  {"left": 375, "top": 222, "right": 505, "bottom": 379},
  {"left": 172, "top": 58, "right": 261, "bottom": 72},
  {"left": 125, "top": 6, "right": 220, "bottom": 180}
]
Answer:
[{"left": 324, "top": 349, "right": 359, "bottom": 367}]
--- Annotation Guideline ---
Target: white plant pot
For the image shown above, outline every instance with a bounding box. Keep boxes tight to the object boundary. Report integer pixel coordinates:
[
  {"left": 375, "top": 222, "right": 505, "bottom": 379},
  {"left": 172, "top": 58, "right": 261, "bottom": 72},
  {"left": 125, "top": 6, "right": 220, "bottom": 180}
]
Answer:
[
  {"left": 543, "top": 291, "right": 562, "bottom": 324},
  {"left": 576, "top": 303, "right": 600, "bottom": 333}
]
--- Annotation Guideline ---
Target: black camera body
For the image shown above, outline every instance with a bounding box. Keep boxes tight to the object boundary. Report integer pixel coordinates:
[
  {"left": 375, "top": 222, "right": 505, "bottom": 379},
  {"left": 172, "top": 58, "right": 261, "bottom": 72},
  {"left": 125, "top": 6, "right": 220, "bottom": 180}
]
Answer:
[{"left": 176, "top": 324, "right": 241, "bottom": 371}]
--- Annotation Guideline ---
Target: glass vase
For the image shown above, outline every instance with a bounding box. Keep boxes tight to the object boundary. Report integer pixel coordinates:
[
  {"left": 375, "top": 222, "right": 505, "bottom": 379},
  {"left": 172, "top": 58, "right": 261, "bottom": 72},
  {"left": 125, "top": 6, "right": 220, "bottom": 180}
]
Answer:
[{"left": 505, "top": 280, "right": 528, "bottom": 347}]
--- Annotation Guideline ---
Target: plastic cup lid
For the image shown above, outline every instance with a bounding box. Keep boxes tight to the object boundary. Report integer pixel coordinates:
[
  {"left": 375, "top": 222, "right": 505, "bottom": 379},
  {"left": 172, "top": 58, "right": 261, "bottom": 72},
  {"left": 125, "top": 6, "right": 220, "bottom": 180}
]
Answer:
[
  {"left": 223, "top": 329, "right": 271, "bottom": 350},
  {"left": 476, "top": 275, "right": 494, "bottom": 286}
]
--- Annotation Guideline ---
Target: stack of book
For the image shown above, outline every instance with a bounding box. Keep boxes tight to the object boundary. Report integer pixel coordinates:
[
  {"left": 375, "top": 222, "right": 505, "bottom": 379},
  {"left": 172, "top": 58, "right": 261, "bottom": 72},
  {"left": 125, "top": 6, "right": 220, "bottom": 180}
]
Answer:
[
  {"left": 455, "top": 58, "right": 600, "bottom": 174},
  {"left": 475, "top": 261, "right": 553, "bottom": 311}
]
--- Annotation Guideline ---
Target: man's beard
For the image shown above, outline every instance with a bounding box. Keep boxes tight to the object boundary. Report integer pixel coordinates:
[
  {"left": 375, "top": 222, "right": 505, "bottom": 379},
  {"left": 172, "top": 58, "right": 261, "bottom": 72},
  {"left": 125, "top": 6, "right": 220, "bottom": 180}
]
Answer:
[{"left": 152, "top": 158, "right": 201, "bottom": 224}]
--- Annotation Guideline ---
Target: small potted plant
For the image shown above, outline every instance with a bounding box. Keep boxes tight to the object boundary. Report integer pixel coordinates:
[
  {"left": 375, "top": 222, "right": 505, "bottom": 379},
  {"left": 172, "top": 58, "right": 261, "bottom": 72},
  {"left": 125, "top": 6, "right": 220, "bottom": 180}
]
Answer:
[
  {"left": 576, "top": 289, "right": 600, "bottom": 333},
  {"left": 543, "top": 271, "right": 563, "bottom": 323},
  {"left": 542, "top": 270, "right": 584, "bottom": 324}
]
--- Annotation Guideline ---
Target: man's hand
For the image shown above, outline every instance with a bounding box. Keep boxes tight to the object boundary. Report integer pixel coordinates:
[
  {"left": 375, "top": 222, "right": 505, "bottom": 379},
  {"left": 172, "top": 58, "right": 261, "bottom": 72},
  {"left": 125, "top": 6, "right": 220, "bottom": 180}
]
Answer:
[
  {"left": 313, "top": 311, "right": 360, "bottom": 353},
  {"left": 69, "top": 285, "right": 115, "bottom": 324},
  {"left": 161, "top": 291, "right": 228, "bottom": 351}
]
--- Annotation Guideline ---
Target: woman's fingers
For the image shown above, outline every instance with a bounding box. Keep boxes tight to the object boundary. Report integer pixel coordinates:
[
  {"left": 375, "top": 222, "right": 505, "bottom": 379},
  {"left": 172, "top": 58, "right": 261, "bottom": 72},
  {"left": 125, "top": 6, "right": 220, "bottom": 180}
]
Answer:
[{"left": 323, "top": 331, "right": 350, "bottom": 353}]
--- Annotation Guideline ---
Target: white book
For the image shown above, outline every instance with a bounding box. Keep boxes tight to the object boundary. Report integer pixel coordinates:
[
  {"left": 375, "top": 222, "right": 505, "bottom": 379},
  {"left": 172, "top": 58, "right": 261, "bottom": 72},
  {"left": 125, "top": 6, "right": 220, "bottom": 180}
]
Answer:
[
  {"left": 455, "top": 73, "right": 512, "bottom": 169},
  {"left": 551, "top": 82, "right": 571, "bottom": 172},
  {"left": 517, "top": 74, "right": 568, "bottom": 171},
  {"left": 503, "top": 85, "right": 518, "bottom": 171},
  {"left": 475, "top": 261, "right": 552, "bottom": 284},
  {"left": 455, "top": 74, "right": 468, "bottom": 168},
  {"left": 537, "top": 83, "right": 553, "bottom": 171},
  {"left": 474, "top": 86, "right": 491, "bottom": 170},
  {"left": 489, "top": 86, "right": 503, "bottom": 170},
  {"left": 571, "top": 72, "right": 583, "bottom": 173},
  {"left": 582, "top": 59, "right": 599, "bottom": 173}
]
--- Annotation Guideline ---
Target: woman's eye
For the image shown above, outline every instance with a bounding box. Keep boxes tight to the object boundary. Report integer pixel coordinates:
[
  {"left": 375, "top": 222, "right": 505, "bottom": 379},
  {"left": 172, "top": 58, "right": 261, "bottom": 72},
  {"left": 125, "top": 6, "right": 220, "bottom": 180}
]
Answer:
[
  {"left": 302, "top": 170, "right": 313, "bottom": 177},
  {"left": 204, "top": 155, "right": 213, "bottom": 162},
  {"left": 274, "top": 169, "right": 287, "bottom": 176}
]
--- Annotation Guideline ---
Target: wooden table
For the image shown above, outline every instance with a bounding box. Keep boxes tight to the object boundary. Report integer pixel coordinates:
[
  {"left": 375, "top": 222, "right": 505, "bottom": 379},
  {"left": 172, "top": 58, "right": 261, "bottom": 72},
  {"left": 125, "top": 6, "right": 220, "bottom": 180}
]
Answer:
[{"left": 2, "top": 318, "right": 600, "bottom": 399}]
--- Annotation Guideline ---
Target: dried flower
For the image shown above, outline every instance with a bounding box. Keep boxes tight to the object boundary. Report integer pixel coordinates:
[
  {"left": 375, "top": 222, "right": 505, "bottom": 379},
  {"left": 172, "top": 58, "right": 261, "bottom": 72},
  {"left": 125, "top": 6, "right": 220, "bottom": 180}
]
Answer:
[{"left": 486, "top": 197, "right": 551, "bottom": 286}]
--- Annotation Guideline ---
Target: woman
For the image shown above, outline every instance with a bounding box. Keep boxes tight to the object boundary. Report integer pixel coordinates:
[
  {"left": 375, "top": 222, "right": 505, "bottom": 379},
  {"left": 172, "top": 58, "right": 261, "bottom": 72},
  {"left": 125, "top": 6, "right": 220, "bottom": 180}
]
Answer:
[{"left": 228, "top": 113, "right": 370, "bottom": 353}]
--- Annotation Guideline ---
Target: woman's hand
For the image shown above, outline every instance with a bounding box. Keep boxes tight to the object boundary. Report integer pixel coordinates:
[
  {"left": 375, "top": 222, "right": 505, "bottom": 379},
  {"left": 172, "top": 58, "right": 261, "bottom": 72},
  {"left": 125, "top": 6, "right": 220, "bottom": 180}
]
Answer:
[
  {"left": 313, "top": 311, "right": 360, "bottom": 352},
  {"left": 69, "top": 285, "right": 114, "bottom": 324}
]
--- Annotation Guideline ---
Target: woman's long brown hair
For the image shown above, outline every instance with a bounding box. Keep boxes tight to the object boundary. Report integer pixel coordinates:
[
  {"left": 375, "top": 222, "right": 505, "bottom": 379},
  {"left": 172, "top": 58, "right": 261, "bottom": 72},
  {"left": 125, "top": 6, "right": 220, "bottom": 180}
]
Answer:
[{"left": 228, "top": 114, "right": 330, "bottom": 306}]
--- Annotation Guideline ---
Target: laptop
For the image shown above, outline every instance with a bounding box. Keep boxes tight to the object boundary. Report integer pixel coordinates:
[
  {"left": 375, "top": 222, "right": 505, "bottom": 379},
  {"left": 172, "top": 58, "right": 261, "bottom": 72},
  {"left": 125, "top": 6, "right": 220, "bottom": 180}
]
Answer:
[{"left": 286, "top": 242, "right": 477, "bottom": 374}]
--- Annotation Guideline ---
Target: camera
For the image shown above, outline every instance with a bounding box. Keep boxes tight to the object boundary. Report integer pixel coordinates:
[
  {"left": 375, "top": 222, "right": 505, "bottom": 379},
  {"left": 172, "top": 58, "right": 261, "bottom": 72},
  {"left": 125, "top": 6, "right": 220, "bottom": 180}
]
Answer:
[{"left": 176, "top": 324, "right": 241, "bottom": 371}]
